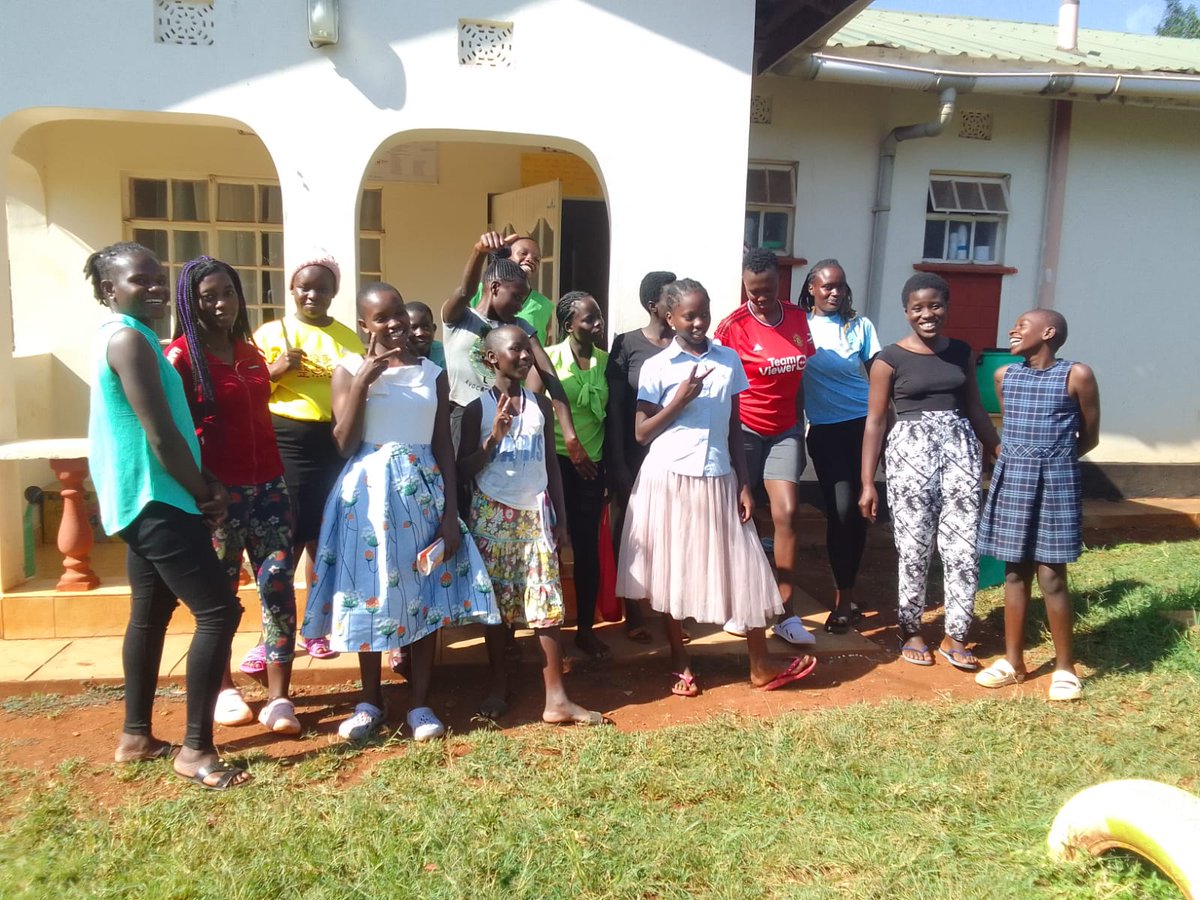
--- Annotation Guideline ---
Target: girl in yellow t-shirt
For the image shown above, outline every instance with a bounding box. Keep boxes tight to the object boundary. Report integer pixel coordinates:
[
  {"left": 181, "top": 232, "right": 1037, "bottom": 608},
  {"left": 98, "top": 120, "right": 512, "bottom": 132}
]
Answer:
[{"left": 254, "top": 254, "right": 364, "bottom": 659}]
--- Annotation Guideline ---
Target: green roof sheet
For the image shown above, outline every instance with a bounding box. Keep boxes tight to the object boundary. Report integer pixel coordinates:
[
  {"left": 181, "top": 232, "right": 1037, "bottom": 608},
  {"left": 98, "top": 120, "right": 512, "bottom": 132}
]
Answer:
[{"left": 827, "top": 9, "right": 1200, "bottom": 75}]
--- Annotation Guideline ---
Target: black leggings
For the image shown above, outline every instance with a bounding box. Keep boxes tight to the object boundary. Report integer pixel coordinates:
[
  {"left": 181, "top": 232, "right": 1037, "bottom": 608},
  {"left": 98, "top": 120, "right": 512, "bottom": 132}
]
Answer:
[
  {"left": 120, "top": 502, "right": 243, "bottom": 750},
  {"left": 806, "top": 417, "right": 869, "bottom": 591},
  {"left": 557, "top": 456, "right": 606, "bottom": 635}
]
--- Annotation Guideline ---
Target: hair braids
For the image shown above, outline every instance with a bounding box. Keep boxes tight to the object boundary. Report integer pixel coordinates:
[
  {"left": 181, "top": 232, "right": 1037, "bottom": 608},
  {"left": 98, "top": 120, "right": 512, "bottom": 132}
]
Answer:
[
  {"left": 799, "top": 258, "right": 858, "bottom": 333},
  {"left": 82, "top": 241, "right": 155, "bottom": 304},
  {"left": 173, "top": 256, "right": 251, "bottom": 414},
  {"left": 555, "top": 291, "right": 592, "bottom": 334}
]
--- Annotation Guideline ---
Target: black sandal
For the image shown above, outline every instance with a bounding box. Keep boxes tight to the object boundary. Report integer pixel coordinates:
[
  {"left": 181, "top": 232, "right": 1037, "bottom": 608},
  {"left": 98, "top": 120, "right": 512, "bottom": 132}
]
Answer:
[{"left": 825, "top": 611, "right": 851, "bottom": 634}]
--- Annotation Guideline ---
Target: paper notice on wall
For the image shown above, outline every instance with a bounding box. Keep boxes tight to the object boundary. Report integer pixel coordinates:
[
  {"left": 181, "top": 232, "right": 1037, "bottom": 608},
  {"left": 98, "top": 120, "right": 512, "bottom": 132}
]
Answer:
[{"left": 368, "top": 142, "right": 439, "bottom": 184}]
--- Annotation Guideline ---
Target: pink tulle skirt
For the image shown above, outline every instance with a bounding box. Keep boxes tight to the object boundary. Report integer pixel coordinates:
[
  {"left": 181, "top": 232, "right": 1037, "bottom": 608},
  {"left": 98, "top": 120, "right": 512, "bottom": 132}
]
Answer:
[{"left": 616, "top": 466, "right": 784, "bottom": 628}]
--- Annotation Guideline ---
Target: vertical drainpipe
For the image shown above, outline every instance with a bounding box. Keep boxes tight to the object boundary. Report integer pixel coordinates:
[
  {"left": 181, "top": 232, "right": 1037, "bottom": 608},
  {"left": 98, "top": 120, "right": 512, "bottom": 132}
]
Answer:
[
  {"left": 864, "top": 87, "right": 957, "bottom": 322},
  {"left": 1037, "top": 99, "right": 1073, "bottom": 310}
]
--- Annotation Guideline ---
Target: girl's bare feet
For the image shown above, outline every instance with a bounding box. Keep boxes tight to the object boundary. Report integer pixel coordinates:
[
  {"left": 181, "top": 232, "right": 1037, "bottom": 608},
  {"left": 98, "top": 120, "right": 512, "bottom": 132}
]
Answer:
[
  {"left": 114, "top": 734, "right": 178, "bottom": 763},
  {"left": 542, "top": 698, "right": 609, "bottom": 726}
]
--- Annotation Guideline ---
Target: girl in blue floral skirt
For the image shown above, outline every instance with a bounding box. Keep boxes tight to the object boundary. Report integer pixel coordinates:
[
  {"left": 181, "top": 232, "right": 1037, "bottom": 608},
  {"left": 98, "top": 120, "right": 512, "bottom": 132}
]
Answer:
[{"left": 301, "top": 284, "right": 500, "bottom": 742}]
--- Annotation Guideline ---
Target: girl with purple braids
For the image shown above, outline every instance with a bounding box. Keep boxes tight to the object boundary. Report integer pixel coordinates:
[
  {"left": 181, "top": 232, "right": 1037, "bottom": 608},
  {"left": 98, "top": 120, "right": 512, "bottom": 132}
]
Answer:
[{"left": 166, "top": 257, "right": 301, "bottom": 735}]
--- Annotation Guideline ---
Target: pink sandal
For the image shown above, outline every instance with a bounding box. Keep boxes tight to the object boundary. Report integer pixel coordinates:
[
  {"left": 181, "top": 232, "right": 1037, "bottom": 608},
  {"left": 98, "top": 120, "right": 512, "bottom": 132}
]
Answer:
[
  {"left": 239, "top": 643, "right": 267, "bottom": 675},
  {"left": 301, "top": 636, "right": 339, "bottom": 660}
]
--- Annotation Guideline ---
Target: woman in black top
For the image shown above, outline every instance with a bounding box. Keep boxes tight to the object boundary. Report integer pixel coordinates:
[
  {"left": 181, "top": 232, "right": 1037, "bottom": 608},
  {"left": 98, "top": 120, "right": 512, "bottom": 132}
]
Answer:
[
  {"left": 859, "top": 273, "right": 998, "bottom": 670},
  {"left": 605, "top": 270, "right": 676, "bottom": 642}
]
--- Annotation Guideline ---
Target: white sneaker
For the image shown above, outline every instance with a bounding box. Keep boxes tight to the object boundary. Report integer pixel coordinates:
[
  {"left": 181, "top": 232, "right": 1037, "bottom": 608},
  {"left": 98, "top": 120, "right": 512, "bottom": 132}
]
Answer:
[
  {"left": 258, "top": 697, "right": 301, "bottom": 735},
  {"left": 771, "top": 615, "right": 816, "bottom": 646},
  {"left": 406, "top": 706, "right": 446, "bottom": 742},
  {"left": 722, "top": 618, "right": 747, "bottom": 638},
  {"left": 214, "top": 687, "right": 254, "bottom": 727},
  {"left": 337, "top": 702, "right": 384, "bottom": 741}
]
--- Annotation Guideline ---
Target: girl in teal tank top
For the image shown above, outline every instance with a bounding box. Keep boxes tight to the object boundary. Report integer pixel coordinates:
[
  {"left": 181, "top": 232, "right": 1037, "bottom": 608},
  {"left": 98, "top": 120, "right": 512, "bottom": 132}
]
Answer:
[{"left": 85, "top": 242, "right": 249, "bottom": 791}]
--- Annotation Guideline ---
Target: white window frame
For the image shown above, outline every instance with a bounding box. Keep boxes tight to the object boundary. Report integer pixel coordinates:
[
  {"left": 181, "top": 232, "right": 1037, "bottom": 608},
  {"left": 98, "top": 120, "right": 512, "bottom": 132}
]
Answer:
[
  {"left": 923, "top": 173, "right": 1010, "bottom": 264},
  {"left": 123, "top": 175, "right": 385, "bottom": 336},
  {"left": 745, "top": 160, "right": 797, "bottom": 256}
]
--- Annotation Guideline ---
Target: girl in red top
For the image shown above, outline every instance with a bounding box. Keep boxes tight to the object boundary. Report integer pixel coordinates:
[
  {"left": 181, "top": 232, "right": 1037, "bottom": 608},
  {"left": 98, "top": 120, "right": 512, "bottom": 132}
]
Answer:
[
  {"left": 167, "top": 257, "right": 300, "bottom": 736},
  {"left": 713, "top": 249, "right": 816, "bottom": 647}
]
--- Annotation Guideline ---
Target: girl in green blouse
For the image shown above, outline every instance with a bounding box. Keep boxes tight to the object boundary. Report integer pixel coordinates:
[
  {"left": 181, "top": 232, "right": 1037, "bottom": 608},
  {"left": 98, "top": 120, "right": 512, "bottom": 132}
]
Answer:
[{"left": 545, "top": 292, "right": 611, "bottom": 658}]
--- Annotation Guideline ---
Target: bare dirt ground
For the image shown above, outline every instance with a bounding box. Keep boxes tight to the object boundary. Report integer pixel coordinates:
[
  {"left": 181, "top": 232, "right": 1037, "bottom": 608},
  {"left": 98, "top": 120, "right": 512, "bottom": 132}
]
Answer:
[{"left": 3, "top": 523, "right": 1166, "bottom": 807}]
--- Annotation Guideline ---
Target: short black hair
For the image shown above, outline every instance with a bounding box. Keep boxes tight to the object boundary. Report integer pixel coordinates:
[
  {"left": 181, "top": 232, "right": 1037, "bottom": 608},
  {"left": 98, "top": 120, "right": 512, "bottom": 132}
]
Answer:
[
  {"left": 1033, "top": 309, "right": 1069, "bottom": 349},
  {"left": 356, "top": 281, "right": 403, "bottom": 317},
  {"left": 638, "top": 271, "right": 676, "bottom": 311},
  {"left": 482, "top": 323, "right": 530, "bottom": 354},
  {"left": 82, "top": 241, "right": 156, "bottom": 304},
  {"left": 742, "top": 248, "right": 779, "bottom": 274},
  {"left": 405, "top": 300, "right": 434, "bottom": 319},
  {"left": 555, "top": 291, "right": 594, "bottom": 333},
  {"left": 484, "top": 258, "right": 526, "bottom": 285},
  {"left": 901, "top": 272, "right": 949, "bottom": 307},
  {"left": 662, "top": 278, "right": 710, "bottom": 311}
]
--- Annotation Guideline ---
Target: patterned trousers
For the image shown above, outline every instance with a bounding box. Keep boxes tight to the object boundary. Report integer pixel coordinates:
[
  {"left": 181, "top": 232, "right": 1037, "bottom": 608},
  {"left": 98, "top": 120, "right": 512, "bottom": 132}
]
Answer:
[
  {"left": 213, "top": 477, "right": 297, "bottom": 664},
  {"left": 884, "top": 412, "right": 981, "bottom": 642}
]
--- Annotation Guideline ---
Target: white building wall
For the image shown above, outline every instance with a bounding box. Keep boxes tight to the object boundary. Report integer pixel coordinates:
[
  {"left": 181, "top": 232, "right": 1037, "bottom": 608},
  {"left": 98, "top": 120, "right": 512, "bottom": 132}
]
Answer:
[
  {"left": 1055, "top": 103, "right": 1200, "bottom": 464},
  {"left": 0, "top": 0, "right": 756, "bottom": 588}
]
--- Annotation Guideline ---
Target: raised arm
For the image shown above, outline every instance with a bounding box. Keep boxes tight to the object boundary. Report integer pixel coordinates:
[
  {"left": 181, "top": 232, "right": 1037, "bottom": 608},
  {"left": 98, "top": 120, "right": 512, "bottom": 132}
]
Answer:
[
  {"left": 1069, "top": 362, "right": 1101, "bottom": 457},
  {"left": 441, "top": 232, "right": 515, "bottom": 327},
  {"left": 107, "top": 327, "right": 214, "bottom": 507},
  {"left": 635, "top": 364, "right": 711, "bottom": 445},
  {"left": 858, "top": 357, "right": 895, "bottom": 523}
]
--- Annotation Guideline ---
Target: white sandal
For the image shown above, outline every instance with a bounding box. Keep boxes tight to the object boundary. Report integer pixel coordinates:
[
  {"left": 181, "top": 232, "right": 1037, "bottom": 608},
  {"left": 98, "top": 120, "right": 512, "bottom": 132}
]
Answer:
[
  {"left": 258, "top": 697, "right": 301, "bottom": 735},
  {"left": 974, "top": 659, "right": 1023, "bottom": 689},
  {"left": 406, "top": 706, "right": 446, "bottom": 742},
  {"left": 337, "top": 702, "right": 384, "bottom": 741},
  {"left": 214, "top": 687, "right": 254, "bottom": 727},
  {"left": 1048, "top": 670, "right": 1083, "bottom": 702}
]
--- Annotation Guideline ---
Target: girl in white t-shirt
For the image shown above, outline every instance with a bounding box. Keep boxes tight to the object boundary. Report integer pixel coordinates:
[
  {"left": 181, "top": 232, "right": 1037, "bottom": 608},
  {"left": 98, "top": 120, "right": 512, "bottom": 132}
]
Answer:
[
  {"left": 459, "top": 325, "right": 609, "bottom": 726},
  {"left": 301, "top": 284, "right": 500, "bottom": 743},
  {"left": 617, "top": 279, "right": 817, "bottom": 698}
]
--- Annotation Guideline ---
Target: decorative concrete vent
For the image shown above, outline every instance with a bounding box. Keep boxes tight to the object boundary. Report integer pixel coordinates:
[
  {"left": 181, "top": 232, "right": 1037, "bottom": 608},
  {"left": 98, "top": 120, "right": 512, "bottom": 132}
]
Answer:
[
  {"left": 750, "top": 94, "right": 773, "bottom": 125},
  {"left": 154, "top": 0, "right": 214, "bottom": 46},
  {"left": 458, "top": 20, "right": 514, "bottom": 67},
  {"left": 959, "top": 110, "right": 993, "bottom": 141}
]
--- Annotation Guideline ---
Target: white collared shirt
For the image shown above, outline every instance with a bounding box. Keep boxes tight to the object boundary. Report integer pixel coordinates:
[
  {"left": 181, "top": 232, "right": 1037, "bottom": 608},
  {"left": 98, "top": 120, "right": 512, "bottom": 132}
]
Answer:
[{"left": 636, "top": 339, "right": 749, "bottom": 477}]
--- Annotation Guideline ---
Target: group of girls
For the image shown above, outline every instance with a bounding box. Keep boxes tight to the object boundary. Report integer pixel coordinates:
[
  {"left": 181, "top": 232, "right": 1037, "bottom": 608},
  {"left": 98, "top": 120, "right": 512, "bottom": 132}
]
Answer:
[{"left": 86, "top": 228, "right": 1096, "bottom": 791}]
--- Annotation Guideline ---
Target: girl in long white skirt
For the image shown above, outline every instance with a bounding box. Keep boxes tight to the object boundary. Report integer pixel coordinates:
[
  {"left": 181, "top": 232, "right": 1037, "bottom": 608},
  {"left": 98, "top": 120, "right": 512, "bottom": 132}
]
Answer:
[{"left": 617, "top": 279, "right": 817, "bottom": 697}]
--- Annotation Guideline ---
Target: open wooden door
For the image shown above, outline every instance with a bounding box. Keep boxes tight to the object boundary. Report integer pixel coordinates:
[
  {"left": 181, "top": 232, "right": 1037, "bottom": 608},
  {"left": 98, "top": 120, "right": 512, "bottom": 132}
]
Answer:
[{"left": 489, "top": 180, "right": 562, "bottom": 319}]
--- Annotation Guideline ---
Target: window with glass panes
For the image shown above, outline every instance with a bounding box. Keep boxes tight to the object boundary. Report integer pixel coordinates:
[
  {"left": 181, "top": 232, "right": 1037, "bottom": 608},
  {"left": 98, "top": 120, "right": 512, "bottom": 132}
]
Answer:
[
  {"left": 922, "top": 175, "right": 1009, "bottom": 264},
  {"left": 124, "top": 177, "right": 384, "bottom": 337},
  {"left": 744, "top": 162, "right": 796, "bottom": 255}
]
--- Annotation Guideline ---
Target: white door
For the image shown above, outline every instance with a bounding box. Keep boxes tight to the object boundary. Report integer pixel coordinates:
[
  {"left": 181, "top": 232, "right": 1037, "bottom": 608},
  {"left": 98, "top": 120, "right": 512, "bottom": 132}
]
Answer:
[{"left": 489, "top": 180, "right": 562, "bottom": 311}]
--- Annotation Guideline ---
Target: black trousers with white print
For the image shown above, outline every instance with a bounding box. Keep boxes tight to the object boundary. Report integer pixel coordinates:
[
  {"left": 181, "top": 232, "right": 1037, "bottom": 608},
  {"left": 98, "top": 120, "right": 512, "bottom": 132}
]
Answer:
[{"left": 884, "top": 412, "right": 981, "bottom": 642}]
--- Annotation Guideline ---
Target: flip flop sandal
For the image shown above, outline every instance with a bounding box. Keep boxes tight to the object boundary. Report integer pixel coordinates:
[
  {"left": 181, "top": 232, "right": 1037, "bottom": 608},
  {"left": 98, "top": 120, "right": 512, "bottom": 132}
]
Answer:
[
  {"left": 544, "top": 710, "right": 613, "bottom": 726},
  {"left": 178, "top": 761, "right": 252, "bottom": 791},
  {"left": 898, "top": 638, "right": 935, "bottom": 667},
  {"left": 757, "top": 655, "right": 818, "bottom": 692},
  {"left": 300, "top": 636, "right": 339, "bottom": 660},
  {"left": 671, "top": 672, "right": 701, "bottom": 697},
  {"left": 824, "top": 612, "right": 852, "bottom": 635},
  {"left": 214, "top": 688, "right": 255, "bottom": 727},
  {"left": 625, "top": 626, "right": 653, "bottom": 644},
  {"left": 937, "top": 646, "right": 981, "bottom": 672},
  {"left": 239, "top": 643, "right": 267, "bottom": 675},
  {"left": 116, "top": 741, "right": 180, "bottom": 763},
  {"left": 1048, "top": 671, "right": 1083, "bottom": 702},
  {"left": 258, "top": 697, "right": 301, "bottom": 735},
  {"left": 975, "top": 659, "right": 1024, "bottom": 688}
]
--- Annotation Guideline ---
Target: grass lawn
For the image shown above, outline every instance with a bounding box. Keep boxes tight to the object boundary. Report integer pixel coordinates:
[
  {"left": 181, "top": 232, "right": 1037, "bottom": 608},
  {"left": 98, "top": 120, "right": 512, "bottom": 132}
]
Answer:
[{"left": 2, "top": 539, "right": 1199, "bottom": 898}]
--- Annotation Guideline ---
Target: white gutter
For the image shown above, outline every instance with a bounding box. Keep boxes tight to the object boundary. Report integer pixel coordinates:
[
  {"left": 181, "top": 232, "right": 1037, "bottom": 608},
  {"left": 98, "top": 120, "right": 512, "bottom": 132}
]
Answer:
[
  {"left": 864, "top": 88, "right": 956, "bottom": 321},
  {"left": 778, "top": 53, "right": 1200, "bottom": 105}
]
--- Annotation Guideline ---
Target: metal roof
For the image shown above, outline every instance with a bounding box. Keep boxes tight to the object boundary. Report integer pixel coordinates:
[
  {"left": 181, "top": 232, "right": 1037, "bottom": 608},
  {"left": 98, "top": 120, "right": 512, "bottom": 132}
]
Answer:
[{"left": 825, "top": 9, "right": 1200, "bottom": 75}]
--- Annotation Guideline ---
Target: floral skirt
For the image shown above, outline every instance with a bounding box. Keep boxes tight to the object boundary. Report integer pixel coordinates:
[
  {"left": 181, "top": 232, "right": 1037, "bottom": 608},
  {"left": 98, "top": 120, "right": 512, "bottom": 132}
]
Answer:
[
  {"left": 301, "top": 442, "right": 500, "bottom": 652},
  {"left": 468, "top": 491, "right": 564, "bottom": 629}
]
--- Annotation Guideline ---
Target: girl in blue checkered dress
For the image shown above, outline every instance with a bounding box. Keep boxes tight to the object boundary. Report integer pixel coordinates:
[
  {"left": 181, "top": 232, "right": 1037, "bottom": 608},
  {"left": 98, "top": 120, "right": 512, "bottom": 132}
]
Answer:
[{"left": 975, "top": 310, "right": 1100, "bottom": 701}]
